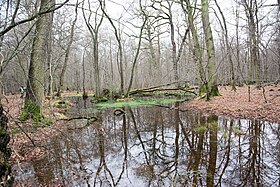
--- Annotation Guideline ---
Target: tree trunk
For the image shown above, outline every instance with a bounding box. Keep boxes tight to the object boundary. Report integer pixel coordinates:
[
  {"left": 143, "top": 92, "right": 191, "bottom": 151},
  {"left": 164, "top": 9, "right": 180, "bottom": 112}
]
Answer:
[
  {"left": 201, "top": 0, "right": 219, "bottom": 99},
  {"left": 182, "top": 0, "right": 206, "bottom": 91},
  {"left": 93, "top": 39, "right": 101, "bottom": 97},
  {"left": 0, "top": 104, "right": 13, "bottom": 186},
  {"left": 82, "top": 49, "right": 87, "bottom": 98},
  {"left": 22, "top": 0, "right": 55, "bottom": 121},
  {"left": 170, "top": 17, "right": 178, "bottom": 86},
  {"left": 99, "top": 0, "right": 124, "bottom": 94},
  {"left": 57, "top": 1, "right": 78, "bottom": 97},
  {"left": 214, "top": 0, "right": 236, "bottom": 91},
  {"left": 126, "top": 11, "right": 147, "bottom": 96},
  {"left": 243, "top": 1, "right": 261, "bottom": 86},
  {"left": 82, "top": 1, "right": 104, "bottom": 97}
]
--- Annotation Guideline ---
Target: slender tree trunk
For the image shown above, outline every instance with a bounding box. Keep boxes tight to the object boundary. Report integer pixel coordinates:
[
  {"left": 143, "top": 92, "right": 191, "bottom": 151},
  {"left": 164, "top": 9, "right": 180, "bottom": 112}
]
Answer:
[
  {"left": 156, "top": 29, "right": 162, "bottom": 84},
  {"left": 236, "top": 4, "right": 242, "bottom": 85},
  {"left": 126, "top": 13, "right": 147, "bottom": 96},
  {"left": 109, "top": 39, "right": 114, "bottom": 83},
  {"left": 147, "top": 25, "right": 156, "bottom": 79},
  {"left": 243, "top": 0, "right": 260, "bottom": 86},
  {"left": 214, "top": 0, "right": 236, "bottom": 91},
  {"left": 82, "top": 1, "right": 104, "bottom": 97},
  {"left": 82, "top": 49, "right": 87, "bottom": 98},
  {"left": 22, "top": 0, "right": 55, "bottom": 120},
  {"left": 99, "top": 0, "right": 124, "bottom": 94},
  {"left": 170, "top": 17, "right": 178, "bottom": 86},
  {"left": 57, "top": 1, "right": 78, "bottom": 97},
  {"left": 93, "top": 37, "right": 101, "bottom": 97}
]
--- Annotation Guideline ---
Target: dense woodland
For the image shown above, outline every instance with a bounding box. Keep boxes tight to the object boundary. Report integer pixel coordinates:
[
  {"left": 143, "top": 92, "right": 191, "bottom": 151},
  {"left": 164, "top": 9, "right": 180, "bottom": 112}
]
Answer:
[
  {"left": 0, "top": 0, "right": 279, "bottom": 100},
  {"left": 0, "top": 0, "right": 279, "bottom": 185}
]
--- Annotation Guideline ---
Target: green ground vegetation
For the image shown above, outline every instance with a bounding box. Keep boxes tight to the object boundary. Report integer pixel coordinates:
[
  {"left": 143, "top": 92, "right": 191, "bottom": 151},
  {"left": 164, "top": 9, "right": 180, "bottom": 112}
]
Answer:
[{"left": 95, "top": 98, "right": 186, "bottom": 108}]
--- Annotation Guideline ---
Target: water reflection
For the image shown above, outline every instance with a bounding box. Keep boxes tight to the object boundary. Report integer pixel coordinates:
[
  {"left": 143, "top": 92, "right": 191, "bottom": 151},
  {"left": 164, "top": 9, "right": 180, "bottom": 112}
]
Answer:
[{"left": 13, "top": 102, "right": 280, "bottom": 186}]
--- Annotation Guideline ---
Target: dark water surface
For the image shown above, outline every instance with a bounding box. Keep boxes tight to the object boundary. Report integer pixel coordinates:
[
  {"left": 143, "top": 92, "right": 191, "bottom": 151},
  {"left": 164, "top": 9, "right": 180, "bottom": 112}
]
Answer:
[{"left": 13, "top": 99, "right": 280, "bottom": 186}]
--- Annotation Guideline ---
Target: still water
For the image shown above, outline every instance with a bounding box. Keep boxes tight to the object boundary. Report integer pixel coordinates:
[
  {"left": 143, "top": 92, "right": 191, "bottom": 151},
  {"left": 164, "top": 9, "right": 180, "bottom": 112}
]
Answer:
[{"left": 13, "top": 100, "right": 280, "bottom": 186}]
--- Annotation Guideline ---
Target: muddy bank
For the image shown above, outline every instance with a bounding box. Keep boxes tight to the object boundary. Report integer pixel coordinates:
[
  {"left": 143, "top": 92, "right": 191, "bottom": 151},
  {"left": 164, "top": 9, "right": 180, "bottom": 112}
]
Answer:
[{"left": 186, "top": 85, "right": 280, "bottom": 124}]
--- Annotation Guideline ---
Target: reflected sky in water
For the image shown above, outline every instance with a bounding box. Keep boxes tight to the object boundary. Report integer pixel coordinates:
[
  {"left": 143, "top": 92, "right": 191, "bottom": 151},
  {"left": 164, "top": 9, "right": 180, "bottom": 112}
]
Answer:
[{"left": 13, "top": 100, "right": 280, "bottom": 187}]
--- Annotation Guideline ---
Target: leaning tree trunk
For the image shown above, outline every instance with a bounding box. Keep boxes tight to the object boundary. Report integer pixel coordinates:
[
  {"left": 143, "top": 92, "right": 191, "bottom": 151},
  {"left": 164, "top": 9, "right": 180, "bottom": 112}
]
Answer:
[
  {"left": 22, "top": 0, "right": 55, "bottom": 121},
  {"left": 126, "top": 13, "right": 147, "bottom": 96}
]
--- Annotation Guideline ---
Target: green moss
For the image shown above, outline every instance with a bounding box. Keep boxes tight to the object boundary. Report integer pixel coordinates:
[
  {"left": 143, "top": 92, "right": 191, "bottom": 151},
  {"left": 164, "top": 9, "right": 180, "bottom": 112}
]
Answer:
[
  {"left": 91, "top": 97, "right": 109, "bottom": 103},
  {"left": 1, "top": 159, "right": 10, "bottom": 170},
  {"left": 199, "top": 84, "right": 207, "bottom": 96},
  {"left": 19, "top": 99, "right": 41, "bottom": 121},
  {"left": 95, "top": 98, "right": 184, "bottom": 108},
  {"left": 20, "top": 99, "right": 53, "bottom": 126},
  {"left": 209, "top": 122, "right": 219, "bottom": 130},
  {"left": 53, "top": 100, "right": 70, "bottom": 108},
  {"left": 199, "top": 83, "right": 220, "bottom": 99},
  {"left": 11, "top": 128, "right": 21, "bottom": 134},
  {"left": 195, "top": 126, "right": 207, "bottom": 133},
  {"left": 64, "top": 93, "right": 95, "bottom": 97},
  {"left": 40, "top": 117, "right": 53, "bottom": 126},
  {"left": 209, "top": 84, "right": 220, "bottom": 97}
]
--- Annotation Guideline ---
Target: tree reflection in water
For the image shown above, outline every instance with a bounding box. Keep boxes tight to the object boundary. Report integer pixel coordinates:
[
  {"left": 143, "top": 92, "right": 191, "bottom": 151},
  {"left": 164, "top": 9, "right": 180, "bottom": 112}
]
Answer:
[{"left": 13, "top": 102, "right": 280, "bottom": 186}]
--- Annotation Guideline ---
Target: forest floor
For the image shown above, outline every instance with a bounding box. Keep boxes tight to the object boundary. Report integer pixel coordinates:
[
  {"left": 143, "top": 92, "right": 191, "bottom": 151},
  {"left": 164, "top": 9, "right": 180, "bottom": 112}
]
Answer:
[
  {"left": 3, "top": 85, "right": 280, "bottom": 164},
  {"left": 186, "top": 85, "right": 280, "bottom": 124}
]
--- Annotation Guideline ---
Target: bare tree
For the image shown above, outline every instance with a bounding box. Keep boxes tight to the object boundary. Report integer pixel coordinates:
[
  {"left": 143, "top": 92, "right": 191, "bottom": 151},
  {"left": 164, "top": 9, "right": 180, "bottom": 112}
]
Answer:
[
  {"left": 99, "top": 0, "right": 125, "bottom": 94},
  {"left": 241, "top": 0, "right": 261, "bottom": 86},
  {"left": 126, "top": 0, "right": 148, "bottom": 96},
  {"left": 0, "top": 0, "right": 69, "bottom": 37},
  {"left": 151, "top": 0, "right": 189, "bottom": 87},
  {"left": 214, "top": 0, "right": 236, "bottom": 91},
  {"left": 56, "top": 0, "right": 79, "bottom": 97},
  {"left": 82, "top": 0, "right": 104, "bottom": 97}
]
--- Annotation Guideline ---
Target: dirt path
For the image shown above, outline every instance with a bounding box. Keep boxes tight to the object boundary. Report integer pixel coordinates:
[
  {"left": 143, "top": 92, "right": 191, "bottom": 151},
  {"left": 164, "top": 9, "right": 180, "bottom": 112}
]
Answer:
[{"left": 185, "top": 85, "right": 280, "bottom": 124}]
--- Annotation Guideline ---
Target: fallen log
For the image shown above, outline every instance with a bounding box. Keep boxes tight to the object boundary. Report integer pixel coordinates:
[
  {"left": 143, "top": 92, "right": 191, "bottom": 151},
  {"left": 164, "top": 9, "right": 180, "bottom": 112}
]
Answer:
[{"left": 129, "top": 86, "right": 198, "bottom": 96}]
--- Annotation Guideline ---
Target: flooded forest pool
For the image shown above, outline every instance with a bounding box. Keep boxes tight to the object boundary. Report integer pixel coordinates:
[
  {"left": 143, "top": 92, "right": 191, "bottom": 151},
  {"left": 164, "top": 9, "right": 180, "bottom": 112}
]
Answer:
[{"left": 13, "top": 97, "right": 280, "bottom": 186}]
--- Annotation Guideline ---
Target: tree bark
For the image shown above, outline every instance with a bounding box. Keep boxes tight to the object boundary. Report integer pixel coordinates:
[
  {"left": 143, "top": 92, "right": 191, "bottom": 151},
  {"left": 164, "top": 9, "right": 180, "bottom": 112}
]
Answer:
[
  {"left": 23, "top": 0, "right": 55, "bottom": 120},
  {"left": 0, "top": 104, "right": 13, "bottom": 186},
  {"left": 201, "top": 0, "right": 219, "bottom": 99},
  {"left": 181, "top": 0, "right": 206, "bottom": 91}
]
